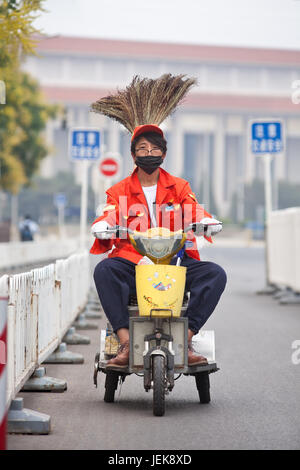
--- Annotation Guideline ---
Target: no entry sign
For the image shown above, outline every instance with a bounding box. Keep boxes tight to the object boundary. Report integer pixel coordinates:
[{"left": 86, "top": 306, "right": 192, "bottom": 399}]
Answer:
[{"left": 99, "top": 155, "right": 120, "bottom": 178}]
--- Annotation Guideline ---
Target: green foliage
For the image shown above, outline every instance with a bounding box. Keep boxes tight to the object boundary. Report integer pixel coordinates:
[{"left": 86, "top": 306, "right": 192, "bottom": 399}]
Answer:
[
  {"left": 0, "top": 0, "right": 59, "bottom": 193},
  {"left": 0, "top": 0, "right": 45, "bottom": 67},
  {"left": 11, "top": 73, "right": 58, "bottom": 181},
  {"left": 0, "top": 70, "right": 59, "bottom": 192}
]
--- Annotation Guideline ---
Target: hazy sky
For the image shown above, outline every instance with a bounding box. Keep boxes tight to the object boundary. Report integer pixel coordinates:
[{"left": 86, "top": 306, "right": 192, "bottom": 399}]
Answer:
[{"left": 34, "top": 0, "right": 300, "bottom": 50}]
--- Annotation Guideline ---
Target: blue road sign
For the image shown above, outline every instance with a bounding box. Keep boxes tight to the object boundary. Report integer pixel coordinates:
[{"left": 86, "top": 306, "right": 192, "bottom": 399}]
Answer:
[
  {"left": 69, "top": 128, "right": 101, "bottom": 160},
  {"left": 54, "top": 193, "right": 67, "bottom": 207},
  {"left": 251, "top": 121, "right": 283, "bottom": 154}
]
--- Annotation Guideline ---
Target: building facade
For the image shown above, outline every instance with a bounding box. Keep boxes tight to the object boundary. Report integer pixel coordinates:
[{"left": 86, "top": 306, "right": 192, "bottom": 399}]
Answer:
[{"left": 23, "top": 36, "right": 300, "bottom": 218}]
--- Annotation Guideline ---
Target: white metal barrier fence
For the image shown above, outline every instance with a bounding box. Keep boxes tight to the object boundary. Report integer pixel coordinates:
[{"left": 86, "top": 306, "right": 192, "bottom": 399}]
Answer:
[
  {"left": 0, "top": 276, "right": 8, "bottom": 448},
  {"left": 0, "top": 251, "right": 90, "bottom": 409},
  {"left": 0, "top": 238, "right": 81, "bottom": 270},
  {"left": 267, "top": 207, "right": 300, "bottom": 293}
]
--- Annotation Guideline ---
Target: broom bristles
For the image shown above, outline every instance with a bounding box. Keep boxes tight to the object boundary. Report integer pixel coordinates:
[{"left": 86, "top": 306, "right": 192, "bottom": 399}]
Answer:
[{"left": 91, "top": 74, "right": 197, "bottom": 133}]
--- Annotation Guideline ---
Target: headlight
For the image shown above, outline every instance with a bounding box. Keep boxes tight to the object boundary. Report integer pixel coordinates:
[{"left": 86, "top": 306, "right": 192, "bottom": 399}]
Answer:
[
  {"left": 133, "top": 237, "right": 183, "bottom": 260},
  {"left": 128, "top": 228, "right": 186, "bottom": 263}
]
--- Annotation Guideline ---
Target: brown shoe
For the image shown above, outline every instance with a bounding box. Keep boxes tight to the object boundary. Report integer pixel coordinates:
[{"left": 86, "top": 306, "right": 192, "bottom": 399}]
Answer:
[
  {"left": 188, "top": 343, "right": 208, "bottom": 366},
  {"left": 106, "top": 341, "right": 129, "bottom": 369}
]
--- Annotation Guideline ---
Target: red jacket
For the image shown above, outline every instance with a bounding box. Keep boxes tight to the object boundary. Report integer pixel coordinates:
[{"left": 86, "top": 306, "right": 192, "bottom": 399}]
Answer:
[{"left": 90, "top": 167, "right": 212, "bottom": 264}]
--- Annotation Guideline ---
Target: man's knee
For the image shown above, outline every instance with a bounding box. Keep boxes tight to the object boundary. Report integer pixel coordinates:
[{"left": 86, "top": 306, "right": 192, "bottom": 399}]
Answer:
[
  {"left": 93, "top": 258, "right": 113, "bottom": 282},
  {"left": 210, "top": 263, "right": 227, "bottom": 289}
]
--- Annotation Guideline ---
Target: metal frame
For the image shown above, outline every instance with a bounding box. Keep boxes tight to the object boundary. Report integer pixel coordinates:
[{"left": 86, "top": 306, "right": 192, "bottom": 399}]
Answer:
[
  {"left": 129, "top": 316, "right": 188, "bottom": 373},
  {"left": 96, "top": 306, "right": 219, "bottom": 382}
]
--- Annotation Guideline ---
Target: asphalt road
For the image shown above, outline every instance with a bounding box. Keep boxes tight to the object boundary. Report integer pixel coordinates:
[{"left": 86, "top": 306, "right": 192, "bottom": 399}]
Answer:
[{"left": 7, "top": 243, "right": 300, "bottom": 450}]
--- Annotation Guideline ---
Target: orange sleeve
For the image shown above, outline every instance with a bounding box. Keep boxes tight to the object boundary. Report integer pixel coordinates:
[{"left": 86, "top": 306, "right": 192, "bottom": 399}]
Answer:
[
  {"left": 179, "top": 181, "right": 213, "bottom": 243},
  {"left": 91, "top": 191, "right": 120, "bottom": 227},
  {"left": 90, "top": 191, "right": 119, "bottom": 255}
]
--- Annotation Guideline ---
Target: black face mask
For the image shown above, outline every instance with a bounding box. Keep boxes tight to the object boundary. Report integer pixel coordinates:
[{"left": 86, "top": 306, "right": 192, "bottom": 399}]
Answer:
[{"left": 135, "top": 156, "right": 163, "bottom": 175}]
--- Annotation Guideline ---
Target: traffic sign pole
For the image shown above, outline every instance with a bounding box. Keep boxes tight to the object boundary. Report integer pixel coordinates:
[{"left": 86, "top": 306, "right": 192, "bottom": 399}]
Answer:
[
  {"left": 54, "top": 193, "right": 67, "bottom": 239},
  {"left": 263, "top": 153, "right": 273, "bottom": 291},
  {"left": 263, "top": 153, "right": 273, "bottom": 223},
  {"left": 80, "top": 160, "right": 89, "bottom": 250},
  {"left": 58, "top": 204, "right": 65, "bottom": 239},
  {"left": 69, "top": 128, "right": 101, "bottom": 250},
  {"left": 249, "top": 119, "right": 284, "bottom": 294}
]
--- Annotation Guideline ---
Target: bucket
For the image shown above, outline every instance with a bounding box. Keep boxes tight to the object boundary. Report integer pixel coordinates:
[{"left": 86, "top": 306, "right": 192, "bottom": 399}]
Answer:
[{"left": 135, "top": 265, "right": 186, "bottom": 317}]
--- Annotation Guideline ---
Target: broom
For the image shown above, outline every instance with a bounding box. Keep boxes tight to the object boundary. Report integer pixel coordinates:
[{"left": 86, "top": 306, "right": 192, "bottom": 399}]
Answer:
[{"left": 90, "top": 74, "right": 197, "bottom": 133}]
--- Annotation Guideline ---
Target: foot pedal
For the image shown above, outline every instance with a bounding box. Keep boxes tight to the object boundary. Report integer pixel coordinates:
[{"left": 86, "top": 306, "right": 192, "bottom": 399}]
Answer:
[{"left": 105, "top": 334, "right": 119, "bottom": 358}]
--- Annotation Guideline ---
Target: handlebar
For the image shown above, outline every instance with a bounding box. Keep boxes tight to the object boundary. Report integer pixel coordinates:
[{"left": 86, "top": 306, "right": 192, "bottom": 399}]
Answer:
[{"left": 92, "top": 221, "right": 222, "bottom": 240}]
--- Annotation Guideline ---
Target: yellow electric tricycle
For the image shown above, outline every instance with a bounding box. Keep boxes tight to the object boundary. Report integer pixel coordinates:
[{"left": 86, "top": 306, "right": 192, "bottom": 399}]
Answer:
[{"left": 93, "top": 224, "right": 219, "bottom": 416}]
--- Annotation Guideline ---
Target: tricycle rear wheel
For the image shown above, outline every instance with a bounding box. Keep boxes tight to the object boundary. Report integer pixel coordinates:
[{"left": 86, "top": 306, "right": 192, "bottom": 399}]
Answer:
[
  {"left": 104, "top": 370, "right": 119, "bottom": 403},
  {"left": 195, "top": 371, "right": 210, "bottom": 404}
]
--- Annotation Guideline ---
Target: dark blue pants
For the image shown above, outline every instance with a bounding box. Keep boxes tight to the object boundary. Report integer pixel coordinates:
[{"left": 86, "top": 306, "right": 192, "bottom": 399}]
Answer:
[{"left": 93, "top": 254, "right": 227, "bottom": 334}]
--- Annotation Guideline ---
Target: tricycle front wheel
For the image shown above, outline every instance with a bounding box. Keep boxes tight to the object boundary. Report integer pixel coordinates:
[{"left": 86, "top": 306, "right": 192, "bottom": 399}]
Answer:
[{"left": 152, "top": 355, "right": 166, "bottom": 417}]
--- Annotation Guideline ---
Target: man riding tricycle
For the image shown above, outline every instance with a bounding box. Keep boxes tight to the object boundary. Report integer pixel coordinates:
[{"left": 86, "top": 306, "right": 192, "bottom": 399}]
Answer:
[{"left": 90, "top": 74, "right": 227, "bottom": 416}]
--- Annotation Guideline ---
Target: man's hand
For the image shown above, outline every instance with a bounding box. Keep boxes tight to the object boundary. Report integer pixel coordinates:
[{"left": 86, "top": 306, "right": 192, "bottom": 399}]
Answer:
[
  {"left": 201, "top": 217, "right": 223, "bottom": 237},
  {"left": 91, "top": 221, "right": 112, "bottom": 239}
]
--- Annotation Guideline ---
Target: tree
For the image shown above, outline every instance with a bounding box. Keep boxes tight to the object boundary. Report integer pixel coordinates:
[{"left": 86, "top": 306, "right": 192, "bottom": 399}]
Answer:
[
  {"left": 0, "top": 0, "right": 59, "bottom": 193},
  {"left": 0, "top": 0, "right": 44, "bottom": 67}
]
